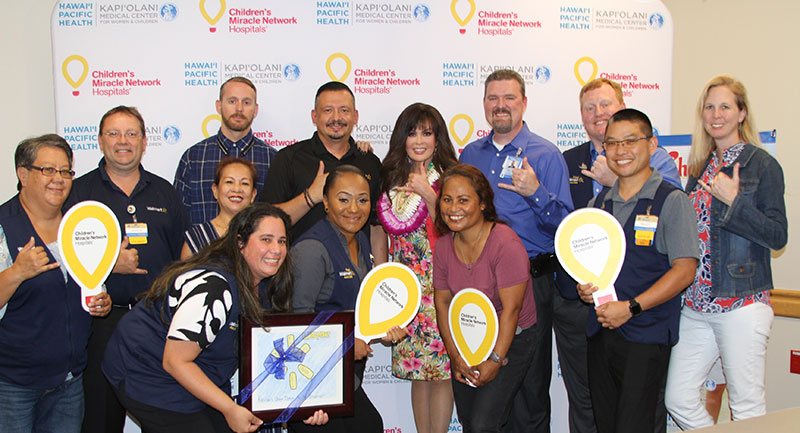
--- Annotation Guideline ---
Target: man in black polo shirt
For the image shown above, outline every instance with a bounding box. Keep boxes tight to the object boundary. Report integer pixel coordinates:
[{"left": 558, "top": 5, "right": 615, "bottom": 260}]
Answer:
[
  {"left": 258, "top": 81, "right": 386, "bottom": 260},
  {"left": 66, "top": 106, "right": 189, "bottom": 433}
]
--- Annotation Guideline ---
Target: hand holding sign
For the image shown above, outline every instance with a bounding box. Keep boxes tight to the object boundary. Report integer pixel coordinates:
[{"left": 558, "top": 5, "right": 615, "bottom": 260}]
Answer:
[
  {"left": 355, "top": 263, "right": 421, "bottom": 341},
  {"left": 555, "top": 208, "right": 625, "bottom": 306},
  {"left": 448, "top": 289, "right": 499, "bottom": 387},
  {"left": 58, "top": 201, "right": 121, "bottom": 313}
]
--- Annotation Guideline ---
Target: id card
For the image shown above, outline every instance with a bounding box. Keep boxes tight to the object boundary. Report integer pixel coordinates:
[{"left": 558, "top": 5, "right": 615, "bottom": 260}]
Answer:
[
  {"left": 500, "top": 155, "right": 523, "bottom": 179},
  {"left": 634, "top": 215, "right": 658, "bottom": 246},
  {"left": 125, "top": 222, "right": 148, "bottom": 245}
]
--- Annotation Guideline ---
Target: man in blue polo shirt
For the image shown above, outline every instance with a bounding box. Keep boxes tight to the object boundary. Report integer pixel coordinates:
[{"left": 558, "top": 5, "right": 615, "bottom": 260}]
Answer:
[
  {"left": 174, "top": 76, "right": 276, "bottom": 225},
  {"left": 459, "top": 69, "right": 573, "bottom": 433},
  {"left": 67, "top": 106, "right": 189, "bottom": 433},
  {"left": 577, "top": 108, "right": 697, "bottom": 433}
]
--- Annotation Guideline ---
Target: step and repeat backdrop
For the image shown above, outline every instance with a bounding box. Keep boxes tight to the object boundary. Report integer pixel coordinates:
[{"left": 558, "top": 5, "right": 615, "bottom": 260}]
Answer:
[{"left": 52, "top": 1, "right": 679, "bottom": 431}]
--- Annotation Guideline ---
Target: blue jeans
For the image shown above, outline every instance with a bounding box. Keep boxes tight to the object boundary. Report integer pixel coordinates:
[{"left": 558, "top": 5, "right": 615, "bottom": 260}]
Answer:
[
  {"left": 0, "top": 373, "right": 84, "bottom": 433},
  {"left": 453, "top": 325, "right": 537, "bottom": 433}
]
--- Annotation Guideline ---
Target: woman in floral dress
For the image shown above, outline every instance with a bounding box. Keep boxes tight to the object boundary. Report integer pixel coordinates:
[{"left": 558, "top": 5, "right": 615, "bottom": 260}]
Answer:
[{"left": 377, "top": 103, "right": 459, "bottom": 433}]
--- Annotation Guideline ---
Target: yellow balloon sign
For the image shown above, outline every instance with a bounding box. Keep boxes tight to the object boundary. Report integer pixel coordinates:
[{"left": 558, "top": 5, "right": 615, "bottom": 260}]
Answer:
[
  {"left": 449, "top": 114, "right": 474, "bottom": 148},
  {"left": 201, "top": 114, "right": 222, "bottom": 138},
  {"left": 555, "top": 208, "right": 624, "bottom": 306},
  {"left": 325, "top": 52, "right": 352, "bottom": 82},
  {"left": 355, "top": 263, "right": 421, "bottom": 341},
  {"left": 450, "top": 0, "right": 476, "bottom": 34},
  {"left": 58, "top": 201, "right": 121, "bottom": 313},
  {"left": 62, "top": 54, "right": 89, "bottom": 96},
  {"left": 574, "top": 56, "right": 598, "bottom": 85},
  {"left": 200, "top": 0, "right": 226, "bottom": 32},
  {"left": 448, "top": 289, "right": 498, "bottom": 368}
]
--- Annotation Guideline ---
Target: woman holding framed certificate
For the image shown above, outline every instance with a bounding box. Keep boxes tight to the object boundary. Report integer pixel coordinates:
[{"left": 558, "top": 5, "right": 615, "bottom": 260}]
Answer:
[
  {"left": 102, "top": 204, "right": 326, "bottom": 433},
  {"left": 433, "top": 164, "right": 537, "bottom": 433}
]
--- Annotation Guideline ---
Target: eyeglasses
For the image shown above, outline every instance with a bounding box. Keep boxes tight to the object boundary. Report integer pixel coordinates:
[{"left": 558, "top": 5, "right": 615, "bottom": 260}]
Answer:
[
  {"left": 102, "top": 131, "right": 143, "bottom": 139},
  {"left": 26, "top": 165, "right": 76, "bottom": 179},
  {"left": 603, "top": 136, "right": 652, "bottom": 151}
]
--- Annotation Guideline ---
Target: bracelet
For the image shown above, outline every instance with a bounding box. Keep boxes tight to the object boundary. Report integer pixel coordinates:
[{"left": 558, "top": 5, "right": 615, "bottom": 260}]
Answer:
[{"left": 303, "top": 188, "right": 315, "bottom": 209}]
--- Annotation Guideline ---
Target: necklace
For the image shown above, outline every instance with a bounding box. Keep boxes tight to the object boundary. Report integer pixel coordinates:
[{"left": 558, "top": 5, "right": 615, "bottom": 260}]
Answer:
[
  {"left": 377, "top": 163, "right": 439, "bottom": 236},
  {"left": 455, "top": 221, "right": 486, "bottom": 270}
]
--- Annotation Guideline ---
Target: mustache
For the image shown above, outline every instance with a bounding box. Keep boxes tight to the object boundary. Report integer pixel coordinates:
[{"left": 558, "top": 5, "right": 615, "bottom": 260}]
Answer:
[
  {"left": 492, "top": 108, "right": 511, "bottom": 116},
  {"left": 326, "top": 120, "right": 348, "bottom": 127}
]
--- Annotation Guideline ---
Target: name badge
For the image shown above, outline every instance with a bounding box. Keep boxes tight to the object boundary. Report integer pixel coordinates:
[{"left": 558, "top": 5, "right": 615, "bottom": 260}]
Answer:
[
  {"left": 500, "top": 155, "right": 523, "bottom": 179},
  {"left": 634, "top": 215, "right": 658, "bottom": 246},
  {"left": 125, "top": 222, "right": 148, "bottom": 245}
]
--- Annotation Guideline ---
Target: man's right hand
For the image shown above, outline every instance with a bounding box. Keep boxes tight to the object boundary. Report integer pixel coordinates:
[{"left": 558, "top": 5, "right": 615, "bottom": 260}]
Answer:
[
  {"left": 308, "top": 161, "right": 328, "bottom": 205},
  {"left": 113, "top": 236, "right": 147, "bottom": 275}
]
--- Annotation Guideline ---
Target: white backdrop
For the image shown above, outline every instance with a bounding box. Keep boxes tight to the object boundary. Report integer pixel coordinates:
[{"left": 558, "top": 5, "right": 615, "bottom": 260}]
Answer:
[{"left": 51, "top": 1, "right": 676, "bottom": 431}]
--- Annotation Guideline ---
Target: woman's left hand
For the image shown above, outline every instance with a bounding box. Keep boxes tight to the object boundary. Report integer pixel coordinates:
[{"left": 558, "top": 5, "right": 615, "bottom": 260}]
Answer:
[
  {"left": 87, "top": 292, "right": 112, "bottom": 317},
  {"left": 698, "top": 162, "right": 740, "bottom": 206},
  {"left": 302, "top": 409, "right": 330, "bottom": 425},
  {"left": 380, "top": 326, "right": 410, "bottom": 345},
  {"left": 473, "top": 360, "right": 501, "bottom": 387}
]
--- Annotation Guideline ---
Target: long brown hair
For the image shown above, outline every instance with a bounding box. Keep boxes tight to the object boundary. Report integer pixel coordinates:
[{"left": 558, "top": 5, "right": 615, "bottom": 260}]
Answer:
[
  {"left": 142, "top": 203, "right": 294, "bottom": 322},
  {"left": 380, "top": 103, "right": 459, "bottom": 194}
]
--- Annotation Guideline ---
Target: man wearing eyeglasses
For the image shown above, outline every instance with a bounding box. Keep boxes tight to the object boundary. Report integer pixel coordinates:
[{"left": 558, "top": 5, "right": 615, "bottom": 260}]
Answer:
[
  {"left": 174, "top": 76, "right": 276, "bottom": 225},
  {"left": 555, "top": 78, "right": 681, "bottom": 433},
  {"left": 65, "top": 105, "right": 189, "bottom": 433},
  {"left": 577, "top": 108, "right": 698, "bottom": 433}
]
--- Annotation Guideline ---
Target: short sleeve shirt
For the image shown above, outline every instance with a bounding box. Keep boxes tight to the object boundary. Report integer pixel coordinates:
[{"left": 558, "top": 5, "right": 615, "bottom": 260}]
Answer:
[{"left": 166, "top": 269, "right": 233, "bottom": 350}]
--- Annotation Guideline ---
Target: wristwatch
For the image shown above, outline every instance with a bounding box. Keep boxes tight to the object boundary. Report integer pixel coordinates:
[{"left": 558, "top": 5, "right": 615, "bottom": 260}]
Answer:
[
  {"left": 629, "top": 298, "right": 643, "bottom": 317},
  {"left": 489, "top": 351, "right": 508, "bottom": 366}
]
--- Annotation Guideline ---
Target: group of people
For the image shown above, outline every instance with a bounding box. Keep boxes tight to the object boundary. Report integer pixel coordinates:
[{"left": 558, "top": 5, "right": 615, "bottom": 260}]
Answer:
[{"left": 0, "top": 70, "right": 785, "bottom": 433}]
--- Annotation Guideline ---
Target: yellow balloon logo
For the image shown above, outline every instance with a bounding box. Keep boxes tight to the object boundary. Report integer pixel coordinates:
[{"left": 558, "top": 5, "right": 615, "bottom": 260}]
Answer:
[
  {"left": 448, "top": 289, "right": 498, "bottom": 368},
  {"left": 451, "top": 0, "right": 476, "bottom": 34},
  {"left": 201, "top": 114, "right": 221, "bottom": 138},
  {"left": 62, "top": 55, "right": 89, "bottom": 96},
  {"left": 325, "top": 53, "right": 352, "bottom": 82},
  {"left": 574, "top": 56, "right": 598, "bottom": 85},
  {"left": 449, "top": 114, "right": 474, "bottom": 148},
  {"left": 200, "top": 0, "right": 226, "bottom": 32}
]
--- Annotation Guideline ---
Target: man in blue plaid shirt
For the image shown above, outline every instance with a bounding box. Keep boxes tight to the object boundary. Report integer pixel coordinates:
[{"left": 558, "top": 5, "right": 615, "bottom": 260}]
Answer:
[{"left": 174, "top": 76, "right": 276, "bottom": 225}]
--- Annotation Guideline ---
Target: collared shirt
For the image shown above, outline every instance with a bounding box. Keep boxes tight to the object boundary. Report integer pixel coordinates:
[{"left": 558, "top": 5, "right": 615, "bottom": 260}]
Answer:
[
  {"left": 460, "top": 122, "right": 573, "bottom": 257},
  {"left": 67, "top": 159, "right": 190, "bottom": 305},
  {"left": 258, "top": 132, "right": 382, "bottom": 240},
  {"left": 174, "top": 129, "right": 276, "bottom": 225},
  {"left": 589, "top": 143, "right": 682, "bottom": 196},
  {"left": 588, "top": 170, "right": 699, "bottom": 264},
  {"left": 685, "top": 142, "right": 769, "bottom": 313}
]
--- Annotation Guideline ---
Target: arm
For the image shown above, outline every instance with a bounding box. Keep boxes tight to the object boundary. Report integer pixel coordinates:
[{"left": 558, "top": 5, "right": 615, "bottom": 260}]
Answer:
[
  {"left": 0, "top": 235, "right": 61, "bottom": 309},
  {"left": 593, "top": 257, "right": 697, "bottom": 329},
  {"left": 112, "top": 236, "right": 147, "bottom": 275},
  {"left": 472, "top": 279, "right": 526, "bottom": 386},
  {"left": 505, "top": 153, "right": 574, "bottom": 235},
  {"left": 173, "top": 151, "right": 193, "bottom": 212},
  {"left": 370, "top": 225, "right": 388, "bottom": 266},
  {"left": 180, "top": 242, "right": 193, "bottom": 261},
  {"left": 651, "top": 147, "right": 682, "bottom": 190},
  {"left": 269, "top": 161, "right": 327, "bottom": 226},
  {"left": 290, "top": 240, "right": 330, "bottom": 313},
  {"left": 713, "top": 159, "right": 788, "bottom": 250},
  {"left": 163, "top": 340, "right": 261, "bottom": 433}
]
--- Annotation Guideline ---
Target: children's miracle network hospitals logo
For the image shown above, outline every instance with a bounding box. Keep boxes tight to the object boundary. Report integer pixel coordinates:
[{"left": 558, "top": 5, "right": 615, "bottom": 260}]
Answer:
[
  {"left": 326, "top": 53, "right": 353, "bottom": 82},
  {"left": 451, "top": 0, "right": 476, "bottom": 34},
  {"left": 448, "top": 114, "right": 474, "bottom": 150},
  {"left": 200, "top": 0, "right": 226, "bottom": 32},
  {"left": 63, "top": 55, "right": 89, "bottom": 96}
]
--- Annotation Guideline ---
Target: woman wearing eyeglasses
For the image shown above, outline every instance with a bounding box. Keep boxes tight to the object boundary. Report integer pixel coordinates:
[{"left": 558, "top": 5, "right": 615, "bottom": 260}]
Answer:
[
  {"left": 0, "top": 134, "right": 111, "bottom": 432},
  {"left": 665, "top": 76, "right": 788, "bottom": 429}
]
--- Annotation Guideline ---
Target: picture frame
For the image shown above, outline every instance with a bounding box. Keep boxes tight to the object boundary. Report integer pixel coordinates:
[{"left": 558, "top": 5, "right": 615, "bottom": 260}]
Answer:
[{"left": 239, "top": 311, "right": 355, "bottom": 424}]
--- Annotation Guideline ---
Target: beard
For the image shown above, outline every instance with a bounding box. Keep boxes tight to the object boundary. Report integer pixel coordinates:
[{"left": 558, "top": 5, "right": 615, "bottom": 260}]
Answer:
[{"left": 222, "top": 113, "right": 253, "bottom": 132}]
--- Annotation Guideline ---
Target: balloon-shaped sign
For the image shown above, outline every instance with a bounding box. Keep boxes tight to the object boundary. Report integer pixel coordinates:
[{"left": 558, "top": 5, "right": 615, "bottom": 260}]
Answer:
[{"left": 355, "top": 263, "right": 421, "bottom": 341}]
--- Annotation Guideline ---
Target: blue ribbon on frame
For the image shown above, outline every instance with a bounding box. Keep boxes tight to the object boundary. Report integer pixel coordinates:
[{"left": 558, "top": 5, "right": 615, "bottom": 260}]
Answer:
[{"left": 237, "top": 310, "right": 355, "bottom": 424}]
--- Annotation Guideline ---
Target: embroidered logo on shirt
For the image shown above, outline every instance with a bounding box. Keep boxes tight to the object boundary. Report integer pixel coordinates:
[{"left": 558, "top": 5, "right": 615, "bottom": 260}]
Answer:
[{"left": 147, "top": 206, "right": 168, "bottom": 213}]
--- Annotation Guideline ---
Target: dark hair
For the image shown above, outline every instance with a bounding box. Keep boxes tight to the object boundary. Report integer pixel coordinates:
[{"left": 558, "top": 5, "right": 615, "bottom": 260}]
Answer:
[
  {"left": 323, "top": 164, "right": 369, "bottom": 198},
  {"left": 214, "top": 157, "right": 258, "bottom": 186},
  {"left": 434, "top": 164, "right": 500, "bottom": 235},
  {"left": 15, "top": 134, "right": 73, "bottom": 191},
  {"left": 314, "top": 81, "right": 356, "bottom": 109},
  {"left": 142, "top": 203, "right": 294, "bottom": 321},
  {"left": 380, "top": 103, "right": 459, "bottom": 194},
  {"left": 99, "top": 106, "right": 146, "bottom": 135},
  {"left": 219, "top": 76, "right": 257, "bottom": 101},
  {"left": 606, "top": 108, "right": 654, "bottom": 139},
  {"left": 484, "top": 69, "right": 526, "bottom": 98}
]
